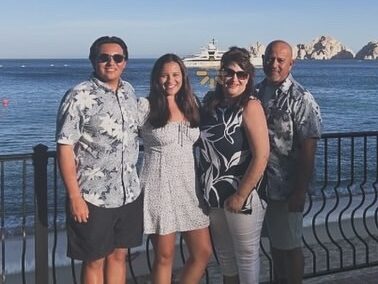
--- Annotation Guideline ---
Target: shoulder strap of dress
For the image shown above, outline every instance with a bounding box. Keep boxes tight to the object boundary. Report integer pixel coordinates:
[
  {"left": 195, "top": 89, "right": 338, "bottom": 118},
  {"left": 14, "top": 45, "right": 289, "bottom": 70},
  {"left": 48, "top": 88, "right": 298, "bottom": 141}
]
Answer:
[{"left": 193, "top": 95, "right": 201, "bottom": 107}]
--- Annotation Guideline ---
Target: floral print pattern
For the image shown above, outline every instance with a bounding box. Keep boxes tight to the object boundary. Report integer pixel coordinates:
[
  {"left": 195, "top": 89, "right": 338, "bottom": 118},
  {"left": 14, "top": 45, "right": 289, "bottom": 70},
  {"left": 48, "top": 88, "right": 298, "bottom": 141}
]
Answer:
[
  {"left": 56, "top": 76, "right": 141, "bottom": 207},
  {"left": 256, "top": 74, "right": 322, "bottom": 200},
  {"left": 199, "top": 96, "right": 262, "bottom": 213}
]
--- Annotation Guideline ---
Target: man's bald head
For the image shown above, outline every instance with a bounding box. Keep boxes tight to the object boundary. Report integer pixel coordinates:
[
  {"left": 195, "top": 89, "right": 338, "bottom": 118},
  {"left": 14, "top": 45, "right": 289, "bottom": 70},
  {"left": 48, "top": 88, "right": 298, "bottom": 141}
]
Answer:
[{"left": 263, "top": 40, "right": 294, "bottom": 85}]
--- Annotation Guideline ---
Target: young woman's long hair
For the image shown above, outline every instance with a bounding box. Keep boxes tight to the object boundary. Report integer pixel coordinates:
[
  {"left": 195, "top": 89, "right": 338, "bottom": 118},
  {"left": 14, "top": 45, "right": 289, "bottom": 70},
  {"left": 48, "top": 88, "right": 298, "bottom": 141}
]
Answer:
[
  {"left": 148, "top": 53, "right": 200, "bottom": 128},
  {"left": 203, "top": 46, "right": 256, "bottom": 114}
]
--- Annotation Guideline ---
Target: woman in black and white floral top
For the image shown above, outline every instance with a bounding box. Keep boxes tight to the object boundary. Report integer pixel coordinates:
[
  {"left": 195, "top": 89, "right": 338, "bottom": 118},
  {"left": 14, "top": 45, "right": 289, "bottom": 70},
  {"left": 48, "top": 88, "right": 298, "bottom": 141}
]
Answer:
[{"left": 199, "top": 46, "right": 270, "bottom": 283}]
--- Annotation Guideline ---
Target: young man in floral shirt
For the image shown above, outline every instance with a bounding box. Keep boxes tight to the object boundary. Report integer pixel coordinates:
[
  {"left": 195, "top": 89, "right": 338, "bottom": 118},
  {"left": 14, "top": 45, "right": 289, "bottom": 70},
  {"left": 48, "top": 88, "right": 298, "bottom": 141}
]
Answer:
[{"left": 56, "top": 36, "right": 142, "bottom": 284}]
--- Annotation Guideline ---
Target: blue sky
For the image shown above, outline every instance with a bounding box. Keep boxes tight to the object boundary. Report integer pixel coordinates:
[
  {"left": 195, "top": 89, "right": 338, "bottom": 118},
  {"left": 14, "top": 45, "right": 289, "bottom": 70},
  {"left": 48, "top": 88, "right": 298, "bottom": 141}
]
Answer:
[{"left": 0, "top": 0, "right": 377, "bottom": 58}]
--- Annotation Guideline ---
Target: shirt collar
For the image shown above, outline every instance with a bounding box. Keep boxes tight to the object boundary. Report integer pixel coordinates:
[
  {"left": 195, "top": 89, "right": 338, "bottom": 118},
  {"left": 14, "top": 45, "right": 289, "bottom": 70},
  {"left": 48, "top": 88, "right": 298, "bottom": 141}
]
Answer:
[
  {"left": 90, "top": 73, "right": 124, "bottom": 93},
  {"left": 278, "top": 73, "right": 295, "bottom": 95},
  {"left": 260, "top": 73, "right": 294, "bottom": 97}
]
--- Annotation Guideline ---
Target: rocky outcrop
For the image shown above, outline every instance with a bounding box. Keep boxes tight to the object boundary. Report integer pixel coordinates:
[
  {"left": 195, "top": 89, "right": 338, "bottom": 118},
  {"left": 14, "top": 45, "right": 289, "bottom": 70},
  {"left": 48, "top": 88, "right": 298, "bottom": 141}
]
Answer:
[
  {"left": 249, "top": 42, "right": 265, "bottom": 58},
  {"left": 291, "top": 45, "right": 299, "bottom": 60},
  {"left": 248, "top": 36, "right": 378, "bottom": 61},
  {"left": 296, "top": 44, "right": 307, "bottom": 60},
  {"left": 355, "top": 41, "right": 378, "bottom": 59},
  {"left": 296, "top": 35, "right": 354, "bottom": 60},
  {"left": 250, "top": 41, "right": 298, "bottom": 60}
]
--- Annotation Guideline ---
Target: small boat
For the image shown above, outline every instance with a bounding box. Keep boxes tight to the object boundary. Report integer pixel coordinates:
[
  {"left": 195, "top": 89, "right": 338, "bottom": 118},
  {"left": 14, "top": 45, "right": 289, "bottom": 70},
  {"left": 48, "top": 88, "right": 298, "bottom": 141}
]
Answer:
[{"left": 183, "top": 39, "right": 263, "bottom": 69}]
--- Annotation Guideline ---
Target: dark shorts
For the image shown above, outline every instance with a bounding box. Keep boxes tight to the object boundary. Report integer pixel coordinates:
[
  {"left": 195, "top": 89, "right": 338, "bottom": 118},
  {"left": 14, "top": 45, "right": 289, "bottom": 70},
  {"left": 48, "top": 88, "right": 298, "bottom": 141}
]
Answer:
[{"left": 66, "top": 194, "right": 143, "bottom": 261}]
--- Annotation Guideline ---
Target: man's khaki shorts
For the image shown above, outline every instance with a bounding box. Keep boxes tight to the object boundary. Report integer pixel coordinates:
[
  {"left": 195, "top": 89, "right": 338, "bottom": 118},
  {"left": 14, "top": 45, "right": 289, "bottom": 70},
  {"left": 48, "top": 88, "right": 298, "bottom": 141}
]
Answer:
[{"left": 265, "top": 199, "right": 303, "bottom": 250}]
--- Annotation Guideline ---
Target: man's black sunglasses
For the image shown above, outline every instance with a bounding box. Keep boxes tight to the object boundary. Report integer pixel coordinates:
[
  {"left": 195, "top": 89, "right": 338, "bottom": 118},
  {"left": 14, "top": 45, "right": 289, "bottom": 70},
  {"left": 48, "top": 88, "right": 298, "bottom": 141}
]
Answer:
[{"left": 96, "top": 53, "right": 125, "bottom": 64}]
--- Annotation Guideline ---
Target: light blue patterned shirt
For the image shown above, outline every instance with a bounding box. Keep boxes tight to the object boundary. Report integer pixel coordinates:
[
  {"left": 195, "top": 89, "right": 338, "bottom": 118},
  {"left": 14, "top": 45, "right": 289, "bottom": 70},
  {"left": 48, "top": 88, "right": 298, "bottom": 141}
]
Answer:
[
  {"left": 257, "top": 74, "right": 322, "bottom": 200},
  {"left": 56, "top": 76, "right": 141, "bottom": 207}
]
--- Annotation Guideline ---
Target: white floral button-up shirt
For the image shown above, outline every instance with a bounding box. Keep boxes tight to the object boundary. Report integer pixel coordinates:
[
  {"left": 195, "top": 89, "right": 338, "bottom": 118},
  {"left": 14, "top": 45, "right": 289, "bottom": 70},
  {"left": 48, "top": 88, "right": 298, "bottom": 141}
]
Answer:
[
  {"left": 257, "top": 74, "right": 322, "bottom": 200},
  {"left": 56, "top": 76, "right": 141, "bottom": 208}
]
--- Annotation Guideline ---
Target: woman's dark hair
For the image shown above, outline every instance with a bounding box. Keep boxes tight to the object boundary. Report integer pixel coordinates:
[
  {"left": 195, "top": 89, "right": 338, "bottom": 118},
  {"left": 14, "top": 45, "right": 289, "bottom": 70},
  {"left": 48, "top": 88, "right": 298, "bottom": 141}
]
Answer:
[
  {"left": 89, "top": 36, "right": 128, "bottom": 67},
  {"left": 203, "top": 46, "right": 256, "bottom": 114},
  {"left": 148, "top": 53, "right": 200, "bottom": 128}
]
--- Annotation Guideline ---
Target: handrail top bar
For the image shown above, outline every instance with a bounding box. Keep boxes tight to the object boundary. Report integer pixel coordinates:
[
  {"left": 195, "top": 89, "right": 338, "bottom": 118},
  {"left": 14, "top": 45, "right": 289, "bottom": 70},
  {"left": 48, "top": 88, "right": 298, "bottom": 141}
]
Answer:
[
  {"left": 0, "top": 153, "right": 33, "bottom": 160},
  {"left": 321, "top": 131, "right": 378, "bottom": 139},
  {"left": 0, "top": 150, "right": 56, "bottom": 160}
]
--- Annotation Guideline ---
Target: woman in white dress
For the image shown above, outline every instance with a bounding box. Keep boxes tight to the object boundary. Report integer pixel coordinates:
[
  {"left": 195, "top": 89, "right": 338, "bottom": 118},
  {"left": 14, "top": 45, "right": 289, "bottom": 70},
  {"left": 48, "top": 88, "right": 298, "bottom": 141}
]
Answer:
[{"left": 138, "top": 53, "right": 212, "bottom": 283}]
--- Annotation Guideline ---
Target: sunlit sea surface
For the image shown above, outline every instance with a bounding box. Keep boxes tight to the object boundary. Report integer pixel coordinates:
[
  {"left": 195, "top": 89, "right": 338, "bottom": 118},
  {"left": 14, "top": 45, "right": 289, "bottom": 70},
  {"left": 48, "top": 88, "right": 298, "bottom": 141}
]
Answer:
[{"left": 1, "top": 58, "right": 377, "bottom": 153}]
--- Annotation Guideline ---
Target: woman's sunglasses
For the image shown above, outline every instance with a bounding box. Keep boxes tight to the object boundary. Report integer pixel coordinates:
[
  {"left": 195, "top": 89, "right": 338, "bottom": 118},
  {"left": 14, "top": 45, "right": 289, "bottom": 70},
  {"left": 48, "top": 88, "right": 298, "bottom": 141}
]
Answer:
[
  {"left": 222, "top": 68, "right": 249, "bottom": 80},
  {"left": 96, "top": 53, "right": 125, "bottom": 64}
]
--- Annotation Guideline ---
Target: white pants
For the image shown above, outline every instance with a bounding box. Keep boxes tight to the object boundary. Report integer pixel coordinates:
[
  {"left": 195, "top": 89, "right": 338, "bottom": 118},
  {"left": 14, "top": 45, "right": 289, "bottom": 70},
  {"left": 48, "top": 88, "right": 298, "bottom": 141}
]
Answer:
[{"left": 209, "top": 190, "right": 266, "bottom": 284}]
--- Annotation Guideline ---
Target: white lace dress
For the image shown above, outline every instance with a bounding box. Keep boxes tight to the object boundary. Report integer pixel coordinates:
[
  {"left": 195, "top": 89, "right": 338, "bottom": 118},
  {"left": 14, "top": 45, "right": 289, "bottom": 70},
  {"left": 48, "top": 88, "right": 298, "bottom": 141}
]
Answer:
[{"left": 138, "top": 98, "right": 209, "bottom": 235}]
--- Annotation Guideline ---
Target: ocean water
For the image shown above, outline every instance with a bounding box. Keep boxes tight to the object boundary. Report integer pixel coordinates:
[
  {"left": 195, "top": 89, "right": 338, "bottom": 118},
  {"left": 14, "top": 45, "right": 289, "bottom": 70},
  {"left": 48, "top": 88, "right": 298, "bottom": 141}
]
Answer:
[
  {"left": 1, "top": 58, "right": 377, "bottom": 154},
  {"left": 0, "top": 59, "right": 377, "bottom": 233}
]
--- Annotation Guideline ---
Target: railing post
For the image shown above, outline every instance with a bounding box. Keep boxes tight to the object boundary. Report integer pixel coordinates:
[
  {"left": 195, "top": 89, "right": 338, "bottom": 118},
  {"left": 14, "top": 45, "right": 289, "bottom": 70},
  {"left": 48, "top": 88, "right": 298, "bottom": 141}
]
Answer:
[{"left": 33, "top": 144, "right": 49, "bottom": 284}]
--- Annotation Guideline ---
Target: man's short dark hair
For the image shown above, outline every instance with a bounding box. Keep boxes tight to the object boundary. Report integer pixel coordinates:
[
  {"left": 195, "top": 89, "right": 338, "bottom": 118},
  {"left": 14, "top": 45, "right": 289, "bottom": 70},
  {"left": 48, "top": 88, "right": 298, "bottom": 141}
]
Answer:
[{"left": 89, "top": 36, "right": 128, "bottom": 65}]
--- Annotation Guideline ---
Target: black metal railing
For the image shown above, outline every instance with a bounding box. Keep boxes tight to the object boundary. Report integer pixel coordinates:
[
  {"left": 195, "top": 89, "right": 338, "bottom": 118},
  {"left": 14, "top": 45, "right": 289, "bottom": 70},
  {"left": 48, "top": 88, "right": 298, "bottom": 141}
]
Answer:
[
  {"left": 0, "top": 131, "right": 377, "bottom": 283},
  {"left": 300, "top": 131, "right": 378, "bottom": 278}
]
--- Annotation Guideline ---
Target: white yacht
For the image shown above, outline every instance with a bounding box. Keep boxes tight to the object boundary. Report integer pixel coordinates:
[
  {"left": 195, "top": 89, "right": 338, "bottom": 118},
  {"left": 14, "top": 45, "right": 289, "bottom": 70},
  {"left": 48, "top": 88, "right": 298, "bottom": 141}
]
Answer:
[
  {"left": 183, "top": 39, "right": 224, "bottom": 68},
  {"left": 183, "top": 39, "right": 263, "bottom": 68}
]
